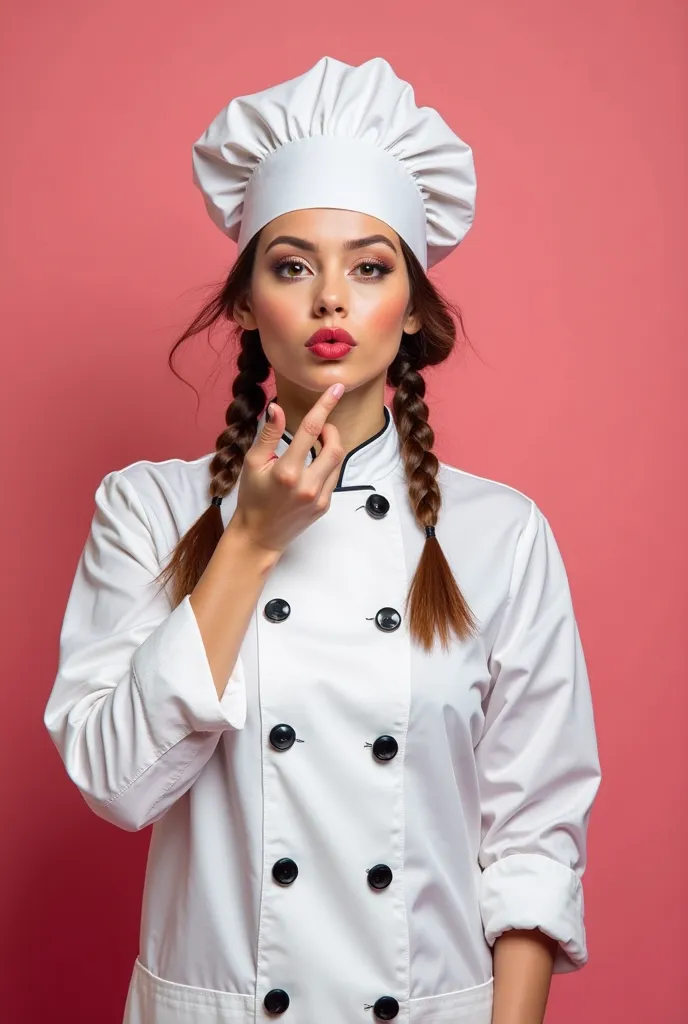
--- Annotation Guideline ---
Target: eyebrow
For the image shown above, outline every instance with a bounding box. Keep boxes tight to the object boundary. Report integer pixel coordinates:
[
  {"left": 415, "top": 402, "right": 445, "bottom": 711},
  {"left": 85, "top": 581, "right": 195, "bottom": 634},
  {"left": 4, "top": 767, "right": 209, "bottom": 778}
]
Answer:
[{"left": 263, "top": 233, "right": 399, "bottom": 256}]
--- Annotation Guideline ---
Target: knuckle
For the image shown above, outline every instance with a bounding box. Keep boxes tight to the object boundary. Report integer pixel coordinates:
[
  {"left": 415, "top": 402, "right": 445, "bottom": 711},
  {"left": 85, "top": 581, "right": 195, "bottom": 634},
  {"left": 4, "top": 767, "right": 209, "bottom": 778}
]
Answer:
[
  {"left": 301, "top": 416, "right": 322, "bottom": 438},
  {"left": 330, "top": 446, "right": 345, "bottom": 463},
  {"left": 299, "top": 486, "right": 319, "bottom": 503},
  {"left": 244, "top": 458, "right": 263, "bottom": 477},
  {"left": 275, "top": 466, "right": 299, "bottom": 488}
]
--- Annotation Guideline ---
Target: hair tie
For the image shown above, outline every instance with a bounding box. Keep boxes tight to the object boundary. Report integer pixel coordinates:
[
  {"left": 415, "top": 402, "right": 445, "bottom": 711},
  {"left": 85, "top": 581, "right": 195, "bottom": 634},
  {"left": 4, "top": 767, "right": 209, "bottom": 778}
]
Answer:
[
  {"left": 425, "top": 525, "right": 436, "bottom": 539},
  {"left": 211, "top": 496, "right": 223, "bottom": 507}
]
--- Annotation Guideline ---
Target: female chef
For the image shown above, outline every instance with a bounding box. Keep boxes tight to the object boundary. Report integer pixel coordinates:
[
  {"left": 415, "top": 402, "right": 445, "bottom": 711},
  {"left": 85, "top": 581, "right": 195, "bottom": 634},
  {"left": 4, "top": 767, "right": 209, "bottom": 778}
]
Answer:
[{"left": 44, "top": 57, "right": 601, "bottom": 1024}]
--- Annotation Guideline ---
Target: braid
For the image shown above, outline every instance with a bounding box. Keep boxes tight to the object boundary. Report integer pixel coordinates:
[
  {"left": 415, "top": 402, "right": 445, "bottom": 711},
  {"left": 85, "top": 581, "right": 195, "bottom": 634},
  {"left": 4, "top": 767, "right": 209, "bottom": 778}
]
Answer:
[
  {"left": 389, "top": 352, "right": 440, "bottom": 531},
  {"left": 389, "top": 337, "right": 479, "bottom": 651},
  {"left": 208, "top": 329, "right": 270, "bottom": 501},
  {"left": 154, "top": 326, "right": 270, "bottom": 607}
]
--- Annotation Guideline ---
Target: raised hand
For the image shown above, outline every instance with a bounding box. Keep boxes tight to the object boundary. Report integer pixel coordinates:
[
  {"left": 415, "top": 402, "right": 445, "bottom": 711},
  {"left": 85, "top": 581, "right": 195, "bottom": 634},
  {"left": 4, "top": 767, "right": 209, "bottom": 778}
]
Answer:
[{"left": 230, "top": 383, "right": 345, "bottom": 557}]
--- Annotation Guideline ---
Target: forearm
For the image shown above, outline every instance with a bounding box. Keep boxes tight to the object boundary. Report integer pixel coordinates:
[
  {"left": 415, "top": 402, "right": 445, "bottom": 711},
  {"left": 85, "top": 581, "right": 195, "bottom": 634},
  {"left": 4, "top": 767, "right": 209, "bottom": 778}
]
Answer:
[
  {"left": 491, "top": 929, "right": 557, "bottom": 1024},
  {"left": 190, "top": 517, "right": 281, "bottom": 698}
]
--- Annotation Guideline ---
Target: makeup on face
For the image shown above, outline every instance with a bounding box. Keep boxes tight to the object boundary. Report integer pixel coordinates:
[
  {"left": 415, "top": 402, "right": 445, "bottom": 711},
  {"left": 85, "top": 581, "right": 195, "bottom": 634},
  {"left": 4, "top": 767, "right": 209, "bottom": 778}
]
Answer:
[
  {"left": 271, "top": 254, "right": 395, "bottom": 284},
  {"left": 246, "top": 211, "right": 413, "bottom": 393},
  {"left": 305, "top": 327, "right": 357, "bottom": 361},
  {"left": 263, "top": 231, "right": 398, "bottom": 283}
]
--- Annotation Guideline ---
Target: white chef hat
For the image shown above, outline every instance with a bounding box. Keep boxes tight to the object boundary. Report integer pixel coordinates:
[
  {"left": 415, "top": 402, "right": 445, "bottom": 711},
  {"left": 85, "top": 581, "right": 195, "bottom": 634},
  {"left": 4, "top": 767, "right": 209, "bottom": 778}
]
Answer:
[{"left": 191, "top": 56, "right": 476, "bottom": 270}]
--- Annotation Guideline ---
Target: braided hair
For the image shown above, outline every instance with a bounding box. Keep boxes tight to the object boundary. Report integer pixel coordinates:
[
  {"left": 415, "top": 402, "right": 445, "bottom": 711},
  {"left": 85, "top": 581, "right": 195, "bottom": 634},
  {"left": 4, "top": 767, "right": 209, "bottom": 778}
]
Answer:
[{"left": 155, "top": 234, "right": 478, "bottom": 651}]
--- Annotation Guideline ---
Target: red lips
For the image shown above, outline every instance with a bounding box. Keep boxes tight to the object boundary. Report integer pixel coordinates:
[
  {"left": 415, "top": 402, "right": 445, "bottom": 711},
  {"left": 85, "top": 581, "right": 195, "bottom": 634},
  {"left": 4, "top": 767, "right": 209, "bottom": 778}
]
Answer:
[{"left": 305, "top": 328, "right": 357, "bottom": 347}]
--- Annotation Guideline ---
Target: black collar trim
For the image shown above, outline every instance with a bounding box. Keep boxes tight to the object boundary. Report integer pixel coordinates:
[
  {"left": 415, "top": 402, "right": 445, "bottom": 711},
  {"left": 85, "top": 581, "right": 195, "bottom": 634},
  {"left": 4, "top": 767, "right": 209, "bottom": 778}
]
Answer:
[
  {"left": 268, "top": 398, "right": 391, "bottom": 491},
  {"left": 333, "top": 406, "right": 390, "bottom": 490}
]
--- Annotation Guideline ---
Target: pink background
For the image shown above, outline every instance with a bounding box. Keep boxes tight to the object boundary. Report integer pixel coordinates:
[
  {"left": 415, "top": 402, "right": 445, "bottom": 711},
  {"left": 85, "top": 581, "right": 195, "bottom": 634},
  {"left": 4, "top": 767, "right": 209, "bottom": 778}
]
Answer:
[{"left": 2, "top": 2, "right": 686, "bottom": 1021}]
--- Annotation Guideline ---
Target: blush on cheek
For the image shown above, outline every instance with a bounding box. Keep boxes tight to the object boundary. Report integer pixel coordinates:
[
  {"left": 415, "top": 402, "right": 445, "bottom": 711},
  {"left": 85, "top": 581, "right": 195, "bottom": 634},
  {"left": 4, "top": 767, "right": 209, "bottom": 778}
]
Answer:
[
  {"left": 366, "top": 296, "right": 409, "bottom": 336},
  {"left": 255, "top": 292, "right": 300, "bottom": 337}
]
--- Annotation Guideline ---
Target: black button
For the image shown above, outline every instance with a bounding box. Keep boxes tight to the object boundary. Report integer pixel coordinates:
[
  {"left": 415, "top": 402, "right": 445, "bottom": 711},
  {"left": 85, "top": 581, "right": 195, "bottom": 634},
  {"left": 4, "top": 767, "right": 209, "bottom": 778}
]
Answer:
[
  {"left": 373, "top": 996, "right": 399, "bottom": 1020},
  {"left": 269, "top": 724, "right": 296, "bottom": 751},
  {"left": 263, "top": 989, "right": 290, "bottom": 1014},
  {"left": 372, "top": 735, "right": 398, "bottom": 761},
  {"left": 365, "top": 493, "right": 390, "bottom": 519},
  {"left": 368, "top": 863, "right": 393, "bottom": 890},
  {"left": 264, "top": 598, "right": 291, "bottom": 622},
  {"left": 374, "top": 607, "right": 401, "bottom": 632},
  {"left": 272, "top": 858, "right": 298, "bottom": 885}
]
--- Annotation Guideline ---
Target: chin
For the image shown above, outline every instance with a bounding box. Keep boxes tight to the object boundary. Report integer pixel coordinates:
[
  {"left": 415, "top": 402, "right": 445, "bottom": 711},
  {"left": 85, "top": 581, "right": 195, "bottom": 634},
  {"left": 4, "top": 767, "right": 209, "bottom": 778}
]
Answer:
[
  {"left": 276, "top": 362, "right": 349, "bottom": 392},
  {"left": 272, "top": 353, "right": 390, "bottom": 396},
  {"left": 298, "top": 367, "right": 383, "bottom": 396}
]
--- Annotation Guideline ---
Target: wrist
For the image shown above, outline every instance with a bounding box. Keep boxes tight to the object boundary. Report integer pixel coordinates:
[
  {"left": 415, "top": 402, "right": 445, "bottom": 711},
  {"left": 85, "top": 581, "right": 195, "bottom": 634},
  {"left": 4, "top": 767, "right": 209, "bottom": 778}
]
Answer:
[{"left": 222, "top": 517, "right": 283, "bottom": 574}]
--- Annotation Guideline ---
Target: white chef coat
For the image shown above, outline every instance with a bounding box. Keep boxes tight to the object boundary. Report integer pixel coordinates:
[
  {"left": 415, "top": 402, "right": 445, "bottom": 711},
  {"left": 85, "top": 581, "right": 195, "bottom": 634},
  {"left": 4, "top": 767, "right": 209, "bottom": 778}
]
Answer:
[{"left": 44, "top": 403, "right": 601, "bottom": 1024}]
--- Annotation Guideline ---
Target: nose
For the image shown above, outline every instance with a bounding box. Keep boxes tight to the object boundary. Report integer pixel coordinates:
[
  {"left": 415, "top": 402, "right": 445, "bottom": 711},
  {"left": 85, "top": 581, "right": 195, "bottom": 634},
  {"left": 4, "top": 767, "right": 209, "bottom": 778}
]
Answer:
[{"left": 312, "top": 268, "right": 347, "bottom": 318}]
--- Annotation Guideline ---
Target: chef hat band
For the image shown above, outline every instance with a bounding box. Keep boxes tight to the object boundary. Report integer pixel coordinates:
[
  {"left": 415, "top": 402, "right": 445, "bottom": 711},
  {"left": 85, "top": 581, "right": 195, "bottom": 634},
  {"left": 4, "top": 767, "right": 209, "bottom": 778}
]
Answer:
[
  {"left": 237, "top": 135, "right": 429, "bottom": 268},
  {"left": 192, "top": 56, "right": 477, "bottom": 270}
]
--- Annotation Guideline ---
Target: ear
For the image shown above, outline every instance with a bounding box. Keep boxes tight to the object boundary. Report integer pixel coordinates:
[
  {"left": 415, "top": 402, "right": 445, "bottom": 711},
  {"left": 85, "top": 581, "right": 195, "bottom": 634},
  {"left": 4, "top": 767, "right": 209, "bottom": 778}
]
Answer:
[
  {"left": 403, "top": 305, "right": 422, "bottom": 336},
  {"left": 232, "top": 292, "right": 258, "bottom": 331}
]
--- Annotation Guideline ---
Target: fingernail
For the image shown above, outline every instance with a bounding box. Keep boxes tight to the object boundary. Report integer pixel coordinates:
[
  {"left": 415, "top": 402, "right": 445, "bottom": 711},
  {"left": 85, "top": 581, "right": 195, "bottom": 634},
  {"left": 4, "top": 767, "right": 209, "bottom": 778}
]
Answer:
[
  {"left": 331, "top": 383, "right": 344, "bottom": 399},
  {"left": 266, "top": 403, "right": 274, "bottom": 421}
]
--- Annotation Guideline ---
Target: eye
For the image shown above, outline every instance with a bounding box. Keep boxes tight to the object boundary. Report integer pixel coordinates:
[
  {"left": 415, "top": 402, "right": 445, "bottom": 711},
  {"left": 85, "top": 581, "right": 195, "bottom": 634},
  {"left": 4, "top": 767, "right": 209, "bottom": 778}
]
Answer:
[
  {"left": 273, "top": 258, "right": 312, "bottom": 280},
  {"left": 351, "top": 259, "right": 393, "bottom": 280}
]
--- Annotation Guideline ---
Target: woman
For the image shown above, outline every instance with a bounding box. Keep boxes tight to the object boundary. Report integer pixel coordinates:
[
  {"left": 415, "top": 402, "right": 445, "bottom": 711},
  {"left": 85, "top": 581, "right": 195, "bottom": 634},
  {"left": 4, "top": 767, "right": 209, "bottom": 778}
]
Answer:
[{"left": 44, "top": 57, "right": 601, "bottom": 1024}]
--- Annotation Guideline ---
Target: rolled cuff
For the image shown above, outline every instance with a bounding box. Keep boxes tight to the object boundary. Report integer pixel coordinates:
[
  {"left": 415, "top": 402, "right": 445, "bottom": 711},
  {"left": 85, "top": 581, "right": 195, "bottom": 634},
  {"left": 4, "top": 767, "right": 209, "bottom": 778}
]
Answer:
[
  {"left": 131, "top": 594, "right": 247, "bottom": 743},
  {"left": 479, "top": 853, "right": 586, "bottom": 973}
]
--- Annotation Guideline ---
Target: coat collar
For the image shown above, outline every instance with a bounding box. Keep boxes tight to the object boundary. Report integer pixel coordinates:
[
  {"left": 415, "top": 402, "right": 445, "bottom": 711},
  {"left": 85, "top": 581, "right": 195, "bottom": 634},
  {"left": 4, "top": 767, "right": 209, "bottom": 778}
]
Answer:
[{"left": 256, "top": 400, "right": 403, "bottom": 491}]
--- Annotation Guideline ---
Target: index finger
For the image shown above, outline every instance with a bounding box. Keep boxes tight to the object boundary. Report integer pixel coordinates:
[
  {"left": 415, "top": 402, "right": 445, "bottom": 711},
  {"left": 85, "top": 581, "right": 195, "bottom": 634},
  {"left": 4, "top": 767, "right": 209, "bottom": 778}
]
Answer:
[{"left": 280, "top": 383, "right": 344, "bottom": 466}]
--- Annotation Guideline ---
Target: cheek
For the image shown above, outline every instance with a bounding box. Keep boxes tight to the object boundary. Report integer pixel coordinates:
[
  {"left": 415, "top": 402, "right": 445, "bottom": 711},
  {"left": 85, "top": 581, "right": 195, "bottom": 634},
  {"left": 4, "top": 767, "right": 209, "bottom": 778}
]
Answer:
[
  {"left": 249, "top": 285, "right": 307, "bottom": 377},
  {"left": 253, "top": 288, "right": 301, "bottom": 334},
  {"left": 363, "top": 290, "right": 409, "bottom": 337}
]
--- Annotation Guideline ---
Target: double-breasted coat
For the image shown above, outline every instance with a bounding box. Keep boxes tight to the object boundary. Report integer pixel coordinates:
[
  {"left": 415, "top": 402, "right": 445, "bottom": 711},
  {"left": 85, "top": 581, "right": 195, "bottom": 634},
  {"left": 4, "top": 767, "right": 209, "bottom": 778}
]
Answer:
[{"left": 44, "top": 403, "right": 601, "bottom": 1024}]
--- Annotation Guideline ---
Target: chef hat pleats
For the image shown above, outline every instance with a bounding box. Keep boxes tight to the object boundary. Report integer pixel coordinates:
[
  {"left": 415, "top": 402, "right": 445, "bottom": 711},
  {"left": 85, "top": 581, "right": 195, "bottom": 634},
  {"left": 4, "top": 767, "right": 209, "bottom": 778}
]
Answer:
[{"left": 192, "top": 57, "right": 477, "bottom": 270}]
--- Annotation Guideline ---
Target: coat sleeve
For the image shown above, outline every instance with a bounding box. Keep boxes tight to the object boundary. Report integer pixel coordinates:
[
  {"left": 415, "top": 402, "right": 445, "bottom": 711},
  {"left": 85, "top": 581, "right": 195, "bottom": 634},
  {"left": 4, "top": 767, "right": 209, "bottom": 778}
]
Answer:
[
  {"left": 476, "top": 500, "right": 601, "bottom": 973},
  {"left": 44, "top": 469, "right": 247, "bottom": 832}
]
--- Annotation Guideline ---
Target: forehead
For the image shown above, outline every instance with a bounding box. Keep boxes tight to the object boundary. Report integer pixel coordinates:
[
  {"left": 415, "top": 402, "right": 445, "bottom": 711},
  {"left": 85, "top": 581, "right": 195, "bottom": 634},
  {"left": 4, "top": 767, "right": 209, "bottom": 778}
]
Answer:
[{"left": 259, "top": 208, "right": 400, "bottom": 248}]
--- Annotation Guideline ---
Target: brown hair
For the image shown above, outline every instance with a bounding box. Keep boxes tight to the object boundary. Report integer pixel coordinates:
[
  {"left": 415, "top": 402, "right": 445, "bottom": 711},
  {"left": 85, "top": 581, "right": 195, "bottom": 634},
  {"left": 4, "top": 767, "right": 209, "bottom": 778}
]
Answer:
[{"left": 155, "top": 232, "right": 479, "bottom": 651}]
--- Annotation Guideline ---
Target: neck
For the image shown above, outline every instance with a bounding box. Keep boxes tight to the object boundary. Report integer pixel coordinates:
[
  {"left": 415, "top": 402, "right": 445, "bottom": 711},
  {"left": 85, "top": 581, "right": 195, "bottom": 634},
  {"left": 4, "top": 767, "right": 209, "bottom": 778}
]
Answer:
[{"left": 273, "top": 374, "right": 388, "bottom": 455}]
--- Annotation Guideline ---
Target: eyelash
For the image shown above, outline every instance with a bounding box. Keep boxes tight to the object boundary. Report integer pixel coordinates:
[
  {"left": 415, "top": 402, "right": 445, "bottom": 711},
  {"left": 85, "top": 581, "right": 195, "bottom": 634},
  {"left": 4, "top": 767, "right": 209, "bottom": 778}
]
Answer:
[{"left": 272, "top": 256, "right": 394, "bottom": 282}]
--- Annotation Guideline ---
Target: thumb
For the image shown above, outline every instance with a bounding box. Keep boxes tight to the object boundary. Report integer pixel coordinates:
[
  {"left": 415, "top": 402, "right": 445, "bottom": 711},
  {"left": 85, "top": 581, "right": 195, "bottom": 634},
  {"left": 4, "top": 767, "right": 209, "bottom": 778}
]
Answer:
[{"left": 252, "top": 401, "right": 286, "bottom": 459}]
